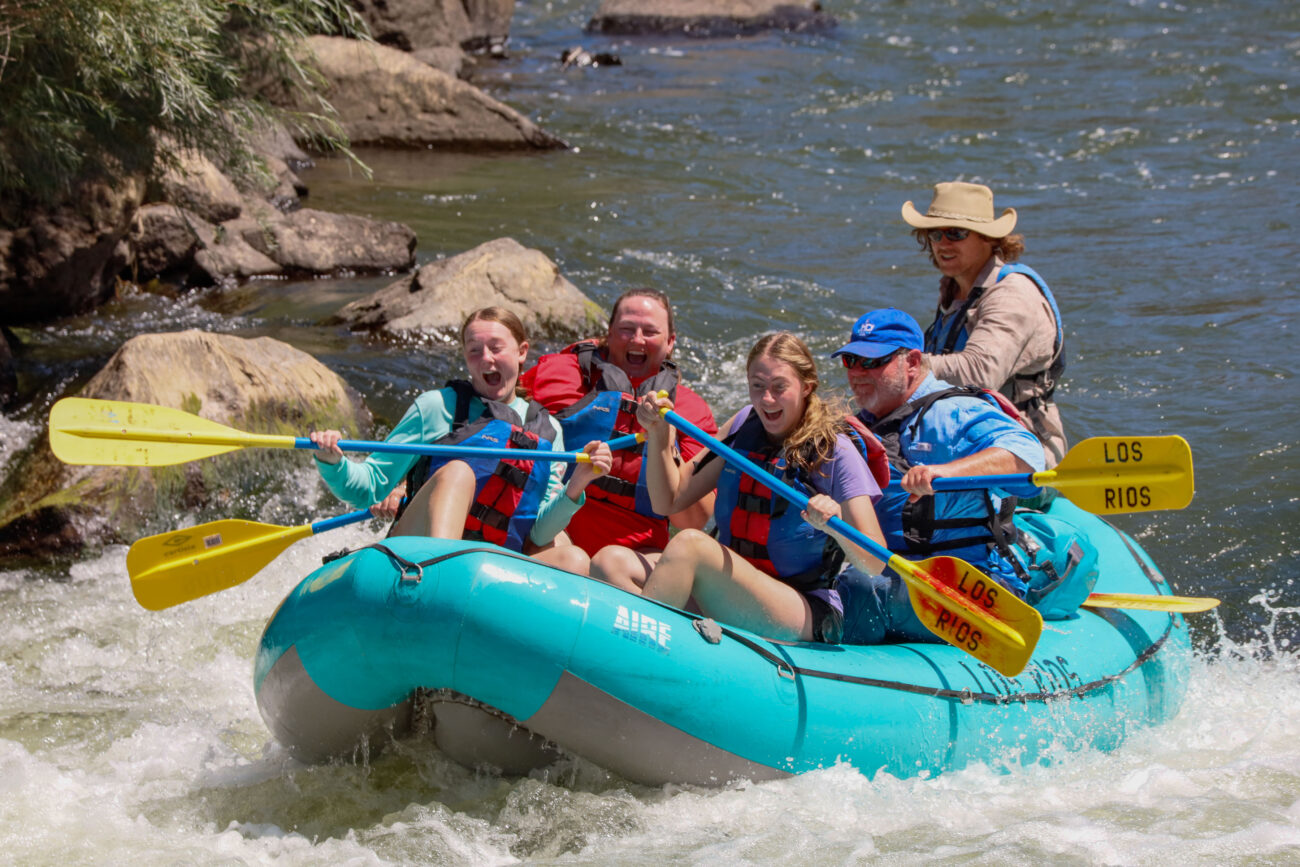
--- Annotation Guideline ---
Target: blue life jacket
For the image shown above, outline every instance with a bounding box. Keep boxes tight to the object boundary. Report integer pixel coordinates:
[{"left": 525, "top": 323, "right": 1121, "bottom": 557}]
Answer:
[
  {"left": 867, "top": 386, "right": 1032, "bottom": 596},
  {"left": 552, "top": 341, "right": 681, "bottom": 521},
  {"left": 924, "top": 263, "right": 1066, "bottom": 411},
  {"left": 400, "top": 380, "right": 556, "bottom": 552}
]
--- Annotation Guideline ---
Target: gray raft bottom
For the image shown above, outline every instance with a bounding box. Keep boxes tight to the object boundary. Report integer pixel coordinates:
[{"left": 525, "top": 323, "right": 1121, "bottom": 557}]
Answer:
[{"left": 259, "top": 645, "right": 787, "bottom": 785}]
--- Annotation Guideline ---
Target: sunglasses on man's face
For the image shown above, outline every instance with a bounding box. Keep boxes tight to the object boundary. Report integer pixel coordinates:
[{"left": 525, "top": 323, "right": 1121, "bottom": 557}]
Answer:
[
  {"left": 926, "top": 227, "right": 971, "bottom": 243},
  {"left": 841, "top": 350, "right": 903, "bottom": 370}
]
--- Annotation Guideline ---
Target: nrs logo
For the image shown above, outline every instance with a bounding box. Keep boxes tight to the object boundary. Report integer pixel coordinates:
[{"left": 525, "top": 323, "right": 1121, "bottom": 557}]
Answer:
[{"left": 613, "top": 605, "right": 671, "bottom": 653}]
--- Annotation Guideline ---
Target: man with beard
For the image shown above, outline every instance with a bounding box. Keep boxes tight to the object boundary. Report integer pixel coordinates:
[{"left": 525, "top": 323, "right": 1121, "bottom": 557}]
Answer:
[{"left": 831, "top": 307, "right": 1045, "bottom": 644}]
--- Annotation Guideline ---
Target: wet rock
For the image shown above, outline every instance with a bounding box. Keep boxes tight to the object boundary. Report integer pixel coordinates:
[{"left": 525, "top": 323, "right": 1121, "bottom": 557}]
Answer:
[
  {"left": 298, "top": 36, "right": 567, "bottom": 150},
  {"left": 0, "top": 176, "right": 146, "bottom": 325},
  {"left": 0, "top": 330, "right": 371, "bottom": 557},
  {"left": 329, "top": 237, "right": 604, "bottom": 344},
  {"left": 586, "top": 0, "right": 837, "bottom": 36},
  {"left": 560, "top": 47, "right": 623, "bottom": 69}
]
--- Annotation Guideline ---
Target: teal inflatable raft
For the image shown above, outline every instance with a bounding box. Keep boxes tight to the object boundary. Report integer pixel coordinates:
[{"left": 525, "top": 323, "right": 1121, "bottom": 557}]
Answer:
[{"left": 254, "top": 498, "right": 1191, "bottom": 784}]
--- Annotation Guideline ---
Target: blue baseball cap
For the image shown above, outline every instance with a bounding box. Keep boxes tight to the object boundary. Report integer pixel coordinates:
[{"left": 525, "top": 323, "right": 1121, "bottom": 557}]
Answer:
[{"left": 831, "top": 308, "right": 924, "bottom": 359}]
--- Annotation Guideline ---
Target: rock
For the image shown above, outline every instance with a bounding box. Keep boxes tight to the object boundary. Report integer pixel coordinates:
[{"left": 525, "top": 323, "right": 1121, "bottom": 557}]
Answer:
[
  {"left": 586, "top": 0, "right": 837, "bottom": 36},
  {"left": 127, "top": 204, "right": 203, "bottom": 280},
  {"left": 247, "top": 118, "right": 315, "bottom": 173},
  {"left": 561, "top": 47, "right": 623, "bottom": 69},
  {"left": 0, "top": 176, "right": 145, "bottom": 325},
  {"left": 299, "top": 36, "right": 567, "bottom": 150},
  {"left": 126, "top": 204, "right": 282, "bottom": 284},
  {"left": 351, "top": 0, "right": 513, "bottom": 53},
  {"left": 0, "top": 329, "right": 15, "bottom": 409},
  {"left": 258, "top": 208, "right": 416, "bottom": 275},
  {"left": 330, "top": 237, "right": 605, "bottom": 344},
  {"left": 411, "top": 46, "right": 468, "bottom": 78},
  {"left": 0, "top": 330, "right": 371, "bottom": 557},
  {"left": 191, "top": 220, "right": 284, "bottom": 283},
  {"left": 158, "top": 148, "right": 245, "bottom": 224}
]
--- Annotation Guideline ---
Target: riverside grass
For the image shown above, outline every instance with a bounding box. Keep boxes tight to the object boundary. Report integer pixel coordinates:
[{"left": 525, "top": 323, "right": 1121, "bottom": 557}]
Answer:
[{"left": 0, "top": 0, "right": 367, "bottom": 208}]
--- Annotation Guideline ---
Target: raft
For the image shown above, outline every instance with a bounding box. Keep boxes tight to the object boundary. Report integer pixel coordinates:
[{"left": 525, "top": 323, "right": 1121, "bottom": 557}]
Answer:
[{"left": 253, "top": 497, "right": 1191, "bottom": 784}]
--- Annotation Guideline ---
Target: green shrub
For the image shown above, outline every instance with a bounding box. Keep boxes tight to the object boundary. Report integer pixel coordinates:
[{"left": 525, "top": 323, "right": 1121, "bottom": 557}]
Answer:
[{"left": 0, "top": 0, "right": 367, "bottom": 218}]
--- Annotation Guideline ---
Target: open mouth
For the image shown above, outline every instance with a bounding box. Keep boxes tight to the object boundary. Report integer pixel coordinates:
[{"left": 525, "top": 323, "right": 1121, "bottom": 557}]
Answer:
[
  {"left": 625, "top": 350, "right": 648, "bottom": 367},
  {"left": 482, "top": 371, "right": 503, "bottom": 388}
]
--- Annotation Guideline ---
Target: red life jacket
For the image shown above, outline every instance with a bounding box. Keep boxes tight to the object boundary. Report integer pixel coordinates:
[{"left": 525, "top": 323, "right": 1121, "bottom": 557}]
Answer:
[
  {"left": 397, "top": 381, "right": 556, "bottom": 551},
  {"left": 714, "top": 412, "right": 891, "bottom": 588},
  {"left": 547, "top": 341, "right": 681, "bottom": 519}
]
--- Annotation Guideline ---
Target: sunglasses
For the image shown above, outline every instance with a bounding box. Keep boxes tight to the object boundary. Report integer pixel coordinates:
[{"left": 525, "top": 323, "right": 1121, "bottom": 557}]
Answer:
[
  {"left": 926, "top": 227, "right": 971, "bottom": 243},
  {"left": 841, "top": 350, "right": 903, "bottom": 370}
]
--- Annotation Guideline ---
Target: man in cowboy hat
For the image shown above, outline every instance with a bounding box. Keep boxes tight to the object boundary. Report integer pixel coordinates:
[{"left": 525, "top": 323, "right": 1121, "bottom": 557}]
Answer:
[{"left": 901, "top": 181, "right": 1068, "bottom": 467}]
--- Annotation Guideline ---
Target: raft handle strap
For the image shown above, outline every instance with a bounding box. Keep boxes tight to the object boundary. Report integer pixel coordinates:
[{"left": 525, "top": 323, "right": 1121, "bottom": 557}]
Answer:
[{"left": 368, "top": 542, "right": 426, "bottom": 584}]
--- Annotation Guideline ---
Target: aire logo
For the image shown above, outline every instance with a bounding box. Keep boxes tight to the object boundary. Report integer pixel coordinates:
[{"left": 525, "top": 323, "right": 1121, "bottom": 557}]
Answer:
[{"left": 613, "top": 605, "right": 671, "bottom": 653}]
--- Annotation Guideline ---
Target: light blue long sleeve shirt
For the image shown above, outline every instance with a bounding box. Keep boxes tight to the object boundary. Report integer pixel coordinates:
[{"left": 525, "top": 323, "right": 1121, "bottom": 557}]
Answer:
[{"left": 315, "top": 387, "right": 582, "bottom": 545}]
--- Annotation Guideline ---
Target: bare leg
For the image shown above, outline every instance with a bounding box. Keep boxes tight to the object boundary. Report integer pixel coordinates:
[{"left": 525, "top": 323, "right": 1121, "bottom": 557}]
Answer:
[
  {"left": 389, "top": 461, "right": 476, "bottom": 538},
  {"left": 528, "top": 542, "right": 592, "bottom": 575},
  {"left": 644, "top": 529, "right": 815, "bottom": 641},
  {"left": 590, "top": 545, "right": 663, "bottom": 594}
]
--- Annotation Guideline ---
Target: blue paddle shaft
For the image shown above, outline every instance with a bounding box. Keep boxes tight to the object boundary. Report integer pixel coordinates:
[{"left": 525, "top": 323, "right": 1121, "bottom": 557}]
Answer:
[
  {"left": 293, "top": 432, "right": 643, "bottom": 464},
  {"left": 899, "top": 474, "right": 1040, "bottom": 493},
  {"left": 662, "top": 410, "right": 892, "bottom": 566},
  {"left": 309, "top": 509, "right": 373, "bottom": 535}
]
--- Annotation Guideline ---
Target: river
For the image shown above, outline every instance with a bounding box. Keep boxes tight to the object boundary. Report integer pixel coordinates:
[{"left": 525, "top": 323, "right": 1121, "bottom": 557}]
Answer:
[{"left": 2, "top": 0, "right": 1298, "bottom": 862}]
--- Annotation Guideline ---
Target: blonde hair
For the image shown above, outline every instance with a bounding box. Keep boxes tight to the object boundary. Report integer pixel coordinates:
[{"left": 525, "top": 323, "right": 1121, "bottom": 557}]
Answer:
[
  {"left": 746, "top": 331, "right": 851, "bottom": 477},
  {"left": 460, "top": 306, "right": 529, "bottom": 397}
]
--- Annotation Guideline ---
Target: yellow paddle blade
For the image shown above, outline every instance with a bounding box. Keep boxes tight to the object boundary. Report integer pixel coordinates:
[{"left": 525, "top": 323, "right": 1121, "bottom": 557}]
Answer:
[
  {"left": 1082, "top": 592, "right": 1219, "bottom": 613},
  {"left": 49, "top": 398, "right": 298, "bottom": 467},
  {"left": 127, "top": 519, "right": 312, "bottom": 610},
  {"left": 1040, "top": 435, "right": 1194, "bottom": 515},
  {"left": 891, "top": 554, "right": 1044, "bottom": 677}
]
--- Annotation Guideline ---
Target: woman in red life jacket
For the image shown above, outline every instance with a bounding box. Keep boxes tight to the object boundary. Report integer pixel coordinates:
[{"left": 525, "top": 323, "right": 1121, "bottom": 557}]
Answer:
[
  {"left": 621, "top": 332, "right": 889, "bottom": 643},
  {"left": 310, "top": 307, "right": 613, "bottom": 574},
  {"left": 520, "top": 288, "right": 719, "bottom": 587}
]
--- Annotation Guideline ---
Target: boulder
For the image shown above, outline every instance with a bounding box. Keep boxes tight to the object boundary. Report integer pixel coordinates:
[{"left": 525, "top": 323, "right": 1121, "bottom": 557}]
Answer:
[
  {"left": 300, "top": 36, "right": 567, "bottom": 150},
  {"left": 0, "top": 330, "right": 371, "bottom": 557},
  {"left": 254, "top": 208, "right": 416, "bottom": 275},
  {"left": 126, "top": 204, "right": 282, "bottom": 285},
  {"left": 330, "top": 237, "right": 604, "bottom": 344},
  {"left": 352, "top": 0, "right": 513, "bottom": 53},
  {"left": 0, "top": 176, "right": 145, "bottom": 325},
  {"left": 586, "top": 0, "right": 837, "bottom": 35},
  {"left": 158, "top": 148, "right": 244, "bottom": 224}
]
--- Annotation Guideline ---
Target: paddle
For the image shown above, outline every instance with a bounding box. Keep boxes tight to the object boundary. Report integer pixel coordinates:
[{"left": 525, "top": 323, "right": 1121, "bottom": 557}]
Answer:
[
  {"left": 1081, "top": 592, "right": 1219, "bottom": 613},
  {"left": 902, "top": 435, "right": 1195, "bottom": 515},
  {"left": 49, "top": 397, "right": 642, "bottom": 468},
  {"left": 127, "top": 509, "right": 374, "bottom": 610},
  {"left": 658, "top": 406, "right": 1043, "bottom": 677}
]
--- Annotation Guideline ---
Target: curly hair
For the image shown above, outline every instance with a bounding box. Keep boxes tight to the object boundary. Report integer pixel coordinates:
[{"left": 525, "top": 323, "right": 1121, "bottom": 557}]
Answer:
[
  {"left": 911, "top": 228, "right": 1025, "bottom": 268},
  {"left": 746, "top": 331, "right": 851, "bottom": 478}
]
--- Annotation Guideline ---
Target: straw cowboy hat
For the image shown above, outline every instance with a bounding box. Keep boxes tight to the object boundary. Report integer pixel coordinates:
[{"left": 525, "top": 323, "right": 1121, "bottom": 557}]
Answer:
[{"left": 900, "top": 182, "right": 1018, "bottom": 238}]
